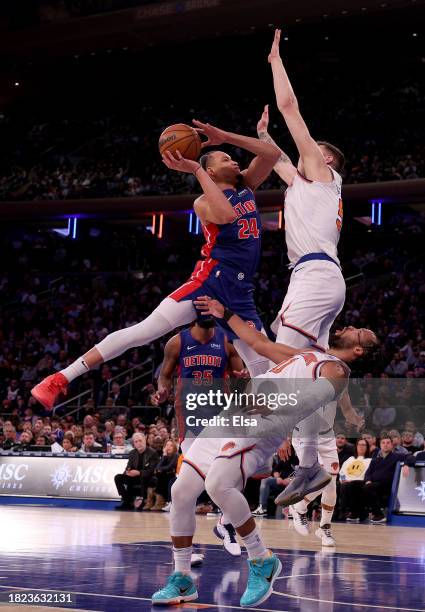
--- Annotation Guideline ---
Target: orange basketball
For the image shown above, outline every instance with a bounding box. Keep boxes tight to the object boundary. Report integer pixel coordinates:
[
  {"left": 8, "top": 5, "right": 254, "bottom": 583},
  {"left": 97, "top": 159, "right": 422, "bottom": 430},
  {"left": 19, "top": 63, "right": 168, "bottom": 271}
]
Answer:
[{"left": 159, "top": 123, "right": 202, "bottom": 161}]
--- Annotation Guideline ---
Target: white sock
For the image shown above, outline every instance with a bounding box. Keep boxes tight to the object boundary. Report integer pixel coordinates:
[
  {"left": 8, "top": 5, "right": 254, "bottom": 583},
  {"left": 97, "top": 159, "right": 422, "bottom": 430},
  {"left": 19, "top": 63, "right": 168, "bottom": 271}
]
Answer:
[
  {"left": 294, "top": 499, "right": 309, "bottom": 514},
  {"left": 320, "top": 508, "right": 334, "bottom": 527},
  {"left": 241, "top": 527, "right": 268, "bottom": 560},
  {"left": 61, "top": 358, "right": 90, "bottom": 383},
  {"left": 173, "top": 546, "right": 192, "bottom": 574}
]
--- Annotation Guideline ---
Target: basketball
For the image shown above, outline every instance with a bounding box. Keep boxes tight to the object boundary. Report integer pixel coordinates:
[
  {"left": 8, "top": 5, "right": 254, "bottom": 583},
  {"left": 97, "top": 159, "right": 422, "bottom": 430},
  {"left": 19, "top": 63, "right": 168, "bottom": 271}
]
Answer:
[{"left": 159, "top": 123, "right": 202, "bottom": 161}]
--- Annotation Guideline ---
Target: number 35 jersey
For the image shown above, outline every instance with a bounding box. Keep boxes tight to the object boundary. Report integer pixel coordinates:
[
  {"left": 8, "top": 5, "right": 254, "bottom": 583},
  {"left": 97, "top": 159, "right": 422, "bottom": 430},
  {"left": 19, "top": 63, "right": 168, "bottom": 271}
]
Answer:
[{"left": 284, "top": 168, "right": 342, "bottom": 267}]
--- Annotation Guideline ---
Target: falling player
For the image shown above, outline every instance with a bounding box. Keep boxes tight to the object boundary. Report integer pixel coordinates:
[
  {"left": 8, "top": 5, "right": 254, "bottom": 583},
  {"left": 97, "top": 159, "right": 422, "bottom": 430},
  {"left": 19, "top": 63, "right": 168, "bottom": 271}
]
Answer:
[
  {"left": 255, "top": 30, "right": 363, "bottom": 540},
  {"left": 31, "top": 121, "right": 280, "bottom": 408},
  {"left": 151, "top": 296, "right": 379, "bottom": 607},
  {"left": 153, "top": 313, "right": 246, "bottom": 557}
]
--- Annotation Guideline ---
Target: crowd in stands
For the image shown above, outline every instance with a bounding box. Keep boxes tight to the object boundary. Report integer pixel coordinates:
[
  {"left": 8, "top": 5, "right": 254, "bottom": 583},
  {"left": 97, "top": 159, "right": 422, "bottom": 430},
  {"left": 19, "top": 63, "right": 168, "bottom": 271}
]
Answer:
[{"left": 0, "top": 28, "right": 423, "bottom": 201}]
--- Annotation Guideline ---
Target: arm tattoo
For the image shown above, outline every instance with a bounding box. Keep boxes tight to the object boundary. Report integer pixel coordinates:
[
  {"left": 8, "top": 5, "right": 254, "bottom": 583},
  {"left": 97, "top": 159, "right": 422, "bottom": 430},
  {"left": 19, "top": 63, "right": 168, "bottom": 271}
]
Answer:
[{"left": 258, "top": 131, "right": 291, "bottom": 164}]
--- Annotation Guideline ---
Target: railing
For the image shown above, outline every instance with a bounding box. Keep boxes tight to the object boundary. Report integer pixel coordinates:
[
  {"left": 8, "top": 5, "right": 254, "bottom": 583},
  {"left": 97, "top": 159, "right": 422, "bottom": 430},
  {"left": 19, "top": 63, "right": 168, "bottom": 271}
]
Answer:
[{"left": 53, "top": 356, "right": 155, "bottom": 417}]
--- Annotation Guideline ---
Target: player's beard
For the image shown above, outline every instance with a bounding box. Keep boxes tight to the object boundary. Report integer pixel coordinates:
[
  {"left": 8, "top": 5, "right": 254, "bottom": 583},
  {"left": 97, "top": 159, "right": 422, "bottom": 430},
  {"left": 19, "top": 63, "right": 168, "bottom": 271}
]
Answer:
[
  {"left": 197, "top": 317, "right": 216, "bottom": 329},
  {"left": 328, "top": 332, "right": 348, "bottom": 350}
]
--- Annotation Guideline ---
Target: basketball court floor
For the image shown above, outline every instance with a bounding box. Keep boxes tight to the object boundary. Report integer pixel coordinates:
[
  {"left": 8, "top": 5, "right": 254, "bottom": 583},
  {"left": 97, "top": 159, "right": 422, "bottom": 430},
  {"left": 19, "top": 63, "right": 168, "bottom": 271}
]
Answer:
[{"left": 0, "top": 506, "right": 424, "bottom": 611}]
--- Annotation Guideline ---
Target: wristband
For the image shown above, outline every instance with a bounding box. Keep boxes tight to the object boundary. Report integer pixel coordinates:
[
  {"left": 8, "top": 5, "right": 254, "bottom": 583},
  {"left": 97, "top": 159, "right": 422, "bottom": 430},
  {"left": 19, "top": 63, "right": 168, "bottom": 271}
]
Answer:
[{"left": 223, "top": 307, "right": 235, "bottom": 322}]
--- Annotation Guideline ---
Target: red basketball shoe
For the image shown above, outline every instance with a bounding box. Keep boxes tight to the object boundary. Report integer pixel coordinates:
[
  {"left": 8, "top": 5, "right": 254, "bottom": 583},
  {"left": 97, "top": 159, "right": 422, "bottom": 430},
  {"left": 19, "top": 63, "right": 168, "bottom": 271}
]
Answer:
[{"left": 31, "top": 373, "right": 68, "bottom": 410}]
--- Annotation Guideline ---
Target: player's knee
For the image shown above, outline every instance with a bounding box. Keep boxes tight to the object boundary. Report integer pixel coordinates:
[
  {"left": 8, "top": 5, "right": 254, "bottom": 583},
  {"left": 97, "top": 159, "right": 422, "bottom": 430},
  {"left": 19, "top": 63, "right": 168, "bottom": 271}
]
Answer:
[{"left": 205, "top": 469, "right": 227, "bottom": 503}]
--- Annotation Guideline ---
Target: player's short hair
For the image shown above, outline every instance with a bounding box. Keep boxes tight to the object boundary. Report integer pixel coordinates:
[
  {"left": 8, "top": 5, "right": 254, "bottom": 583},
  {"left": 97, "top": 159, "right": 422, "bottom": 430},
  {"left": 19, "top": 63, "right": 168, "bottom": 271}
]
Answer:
[
  {"left": 199, "top": 152, "right": 214, "bottom": 171},
  {"left": 317, "top": 141, "right": 345, "bottom": 174}
]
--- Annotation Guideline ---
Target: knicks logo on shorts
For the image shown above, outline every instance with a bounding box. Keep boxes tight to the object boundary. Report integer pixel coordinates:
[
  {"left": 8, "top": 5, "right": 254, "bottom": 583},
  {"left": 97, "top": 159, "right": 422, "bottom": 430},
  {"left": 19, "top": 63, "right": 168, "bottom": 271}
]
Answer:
[
  {"left": 221, "top": 441, "right": 236, "bottom": 452},
  {"left": 330, "top": 462, "right": 340, "bottom": 475}
]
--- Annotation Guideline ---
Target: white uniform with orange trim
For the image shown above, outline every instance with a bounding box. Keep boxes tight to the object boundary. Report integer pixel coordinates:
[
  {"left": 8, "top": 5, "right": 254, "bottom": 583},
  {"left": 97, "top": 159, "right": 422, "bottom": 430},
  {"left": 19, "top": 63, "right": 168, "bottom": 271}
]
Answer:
[
  {"left": 271, "top": 168, "right": 345, "bottom": 349},
  {"left": 183, "top": 351, "right": 342, "bottom": 480}
]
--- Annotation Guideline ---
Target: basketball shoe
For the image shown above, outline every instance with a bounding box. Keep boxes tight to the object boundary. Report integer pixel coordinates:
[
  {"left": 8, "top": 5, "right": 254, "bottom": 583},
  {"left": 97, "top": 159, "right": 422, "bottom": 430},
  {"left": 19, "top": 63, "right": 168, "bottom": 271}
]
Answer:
[
  {"left": 275, "top": 462, "right": 331, "bottom": 507},
  {"left": 290, "top": 505, "right": 310, "bottom": 536},
  {"left": 213, "top": 521, "right": 241, "bottom": 556},
  {"left": 152, "top": 572, "right": 198, "bottom": 605},
  {"left": 31, "top": 373, "right": 68, "bottom": 410},
  {"left": 240, "top": 553, "right": 282, "bottom": 607}
]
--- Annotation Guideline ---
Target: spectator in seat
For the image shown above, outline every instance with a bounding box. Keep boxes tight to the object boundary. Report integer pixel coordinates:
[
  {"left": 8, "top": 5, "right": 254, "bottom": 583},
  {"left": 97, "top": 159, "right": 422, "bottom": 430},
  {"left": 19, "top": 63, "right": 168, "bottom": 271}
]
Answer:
[
  {"left": 362, "top": 430, "right": 379, "bottom": 457},
  {"left": 11, "top": 430, "right": 33, "bottom": 451},
  {"left": 385, "top": 351, "right": 408, "bottom": 377},
  {"left": 114, "top": 433, "right": 159, "bottom": 510},
  {"left": 34, "top": 435, "right": 49, "bottom": 447},
  {"left": 403, "top": 421, "right": 425, "bottom": 450},
  {"left": 388, "top": 429, "right": 410, "bottom": 455},
  {"left": 110, "top": 430, "right": 132, "bottom": 454},
  {"left": 109, "top": 382, "right": 129, "bottom": 407},
  {"left": 402, "top": 448, "right": 425, "bottom": 473},
  {"left": 79, "top": 431, "right": 103, "bottom": 453},
  {"left": 152, "top": 435, "right": 165, "bottom": 455},
  {"left": 361, "top": 436, "right": 401, "bottom": 523},
  {"left": 336, "top": 433, "right": 355, "bottom": 466},
  {"left": 62, "top": 433, "right": 78, "bottom": 452},
  {"left": 1, "top": 425, "right": 17, "bottom": 450},
  {"left": 340, "top": 438, "right": 372, "bottom": 522},
  {"left": 372, "top": 399, "right": 396, "bottom": 430},
  {"left": 401, "top": 430, "right": 420, "bottom": 453},
  {"left": 145, "top": 440, "right": 178, "bottom": 511},
  {"left": 252, "top": 450, "right": 297, "bottom": 516}
]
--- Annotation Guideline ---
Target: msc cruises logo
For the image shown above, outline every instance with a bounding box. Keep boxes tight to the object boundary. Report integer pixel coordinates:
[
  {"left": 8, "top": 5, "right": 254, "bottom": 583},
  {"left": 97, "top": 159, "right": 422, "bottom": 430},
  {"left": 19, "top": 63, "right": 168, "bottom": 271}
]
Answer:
[
  {"left": 50, "top": 463, "right": 72, "bottom": 490},
  {"left": 415, "top": 481, "right": 425, "bottom": 502}
]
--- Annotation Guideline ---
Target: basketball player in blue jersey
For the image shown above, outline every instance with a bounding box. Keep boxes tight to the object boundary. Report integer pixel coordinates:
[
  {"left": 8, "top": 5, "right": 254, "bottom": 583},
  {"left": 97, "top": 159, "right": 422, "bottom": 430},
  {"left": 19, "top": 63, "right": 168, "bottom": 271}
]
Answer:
[
  {"left": 153, "top": 315, "right": 246, "bottom": 561},
  {"left": 31, "top": 120, "right": 280, "bottom": 410}
]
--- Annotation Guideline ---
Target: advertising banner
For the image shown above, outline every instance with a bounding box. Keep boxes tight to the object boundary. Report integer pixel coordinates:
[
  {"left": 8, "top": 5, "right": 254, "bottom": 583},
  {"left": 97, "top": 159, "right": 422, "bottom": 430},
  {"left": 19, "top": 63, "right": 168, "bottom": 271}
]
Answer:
[{"left": 0, "top": 455, "right": 128, "bottom": 500}]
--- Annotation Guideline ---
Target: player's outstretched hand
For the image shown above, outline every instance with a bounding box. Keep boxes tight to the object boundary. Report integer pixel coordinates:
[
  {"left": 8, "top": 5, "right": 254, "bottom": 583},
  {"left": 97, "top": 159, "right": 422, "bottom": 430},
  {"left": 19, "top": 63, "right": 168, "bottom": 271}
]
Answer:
[
  {"left": 193, "top": 120, "right": 227, "bottom": 148},
  {"left": 268, "top": 28, "right": 281, "bottom": 63},
  {"left": 151, "top": 388, "right": 168, "bottom": 406},
  {"left": 162, "top": 150, "right": 200, "bottom": 174},
  {"left": 257, "top": 104, "right": 270, "bottom": 135},
  {"left": 194, "top": 295, "right": 225, "bottom": 318},
  {"left": 232, "top": 368, "right": 250, "bottom": 379},
  {"left": 278, "top": 439, "right": 292, "bottom": 461}
]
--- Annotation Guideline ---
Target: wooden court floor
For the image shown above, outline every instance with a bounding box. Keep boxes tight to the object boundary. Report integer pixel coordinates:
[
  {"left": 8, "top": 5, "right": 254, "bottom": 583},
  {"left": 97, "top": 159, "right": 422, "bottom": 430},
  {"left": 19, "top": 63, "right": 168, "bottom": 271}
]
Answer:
[{"left": 0, "top": 506, "right": 424, "bottom": 611}]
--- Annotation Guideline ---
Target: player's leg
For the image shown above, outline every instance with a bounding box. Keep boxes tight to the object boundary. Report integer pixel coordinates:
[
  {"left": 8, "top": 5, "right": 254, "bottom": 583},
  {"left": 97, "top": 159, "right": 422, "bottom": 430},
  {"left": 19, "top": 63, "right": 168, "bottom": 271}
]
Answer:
[
  {"left": 205, "top": 453, "right": 282, "bottom": 607},
  {"left": 233, "top": 333, "right": 270, "bottom": 377},
  {"left": 32, "top": 297, "right": 196, "bottom": 409},
  {"left": 274, "top": 265, "right": 345, "bottom": 500},
  {"left": 152, "top": 462, "right": 205, "bottom": 605},
  {"left": 272, "top": 322, "right": 331, "bottom": 506},
  {"left": 312, "top": 439, "right": 339, "bottom": 546}
]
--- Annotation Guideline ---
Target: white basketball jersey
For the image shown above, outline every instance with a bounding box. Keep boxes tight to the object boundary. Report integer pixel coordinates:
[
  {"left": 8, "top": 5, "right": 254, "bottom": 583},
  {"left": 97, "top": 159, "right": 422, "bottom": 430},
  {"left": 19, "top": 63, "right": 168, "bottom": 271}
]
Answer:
[
  {"left": 263, "top": 350, "right": 344, "bottom": 381},
  {"left": 284, "top": 168, "right": 343, "bottom": 266}
]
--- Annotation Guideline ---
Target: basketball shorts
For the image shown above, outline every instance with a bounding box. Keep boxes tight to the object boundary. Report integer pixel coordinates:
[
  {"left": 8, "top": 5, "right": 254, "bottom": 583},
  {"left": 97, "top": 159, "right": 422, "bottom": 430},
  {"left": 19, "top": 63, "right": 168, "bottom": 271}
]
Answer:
[
  {"left": 183, "top": 436, "right": 276, "bottom": 484},
  {"left": 168, "top": 260, "right": 263, "bottom": 341},
  {"left": 272, "top": 259, "right": 346, "bottom": 349}
]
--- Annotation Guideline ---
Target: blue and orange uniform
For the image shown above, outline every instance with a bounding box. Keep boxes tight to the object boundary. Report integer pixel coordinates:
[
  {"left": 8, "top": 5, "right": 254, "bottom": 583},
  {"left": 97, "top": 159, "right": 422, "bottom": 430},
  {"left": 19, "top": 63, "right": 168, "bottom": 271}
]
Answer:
[
  {"left": 169, "top": 186, "right": 263, "bottom": 339},
  {"left": 175, "top": 326, "right": 229, "bottom": 448}
]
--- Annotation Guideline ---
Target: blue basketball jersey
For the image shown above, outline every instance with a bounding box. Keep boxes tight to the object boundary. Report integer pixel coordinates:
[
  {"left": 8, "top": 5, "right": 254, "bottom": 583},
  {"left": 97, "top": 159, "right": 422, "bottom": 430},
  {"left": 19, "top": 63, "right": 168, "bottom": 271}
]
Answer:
[
  {"left": 198, "top": 187, "right": 262, "bottom": 282},
  {"left": 178, "top": 326, "right": 228, "bottom": 381}
]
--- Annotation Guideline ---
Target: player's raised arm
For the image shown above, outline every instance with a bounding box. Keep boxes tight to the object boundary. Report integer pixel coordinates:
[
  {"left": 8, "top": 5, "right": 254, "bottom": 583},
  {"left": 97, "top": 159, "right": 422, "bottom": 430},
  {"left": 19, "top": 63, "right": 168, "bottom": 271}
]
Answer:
[
  {"left": 193, "top": 119, "right": 280, "bottom": 190},
  {"left": 194, "top": 296, "right": 298, "bottom": 364},
  {"left": 152, "top": 334, "right": 181, "bottom": 405},
  {"left": 162, "top": 150, "right": 236, "bottom": 224},
  {"left": 268, "top": 29, "right": 332, "bottom": 183},
  {"left": 256, "top": 104, "right": 296, "bottom": 186}
]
